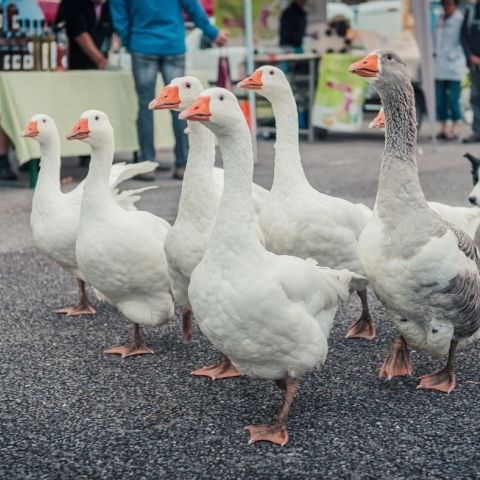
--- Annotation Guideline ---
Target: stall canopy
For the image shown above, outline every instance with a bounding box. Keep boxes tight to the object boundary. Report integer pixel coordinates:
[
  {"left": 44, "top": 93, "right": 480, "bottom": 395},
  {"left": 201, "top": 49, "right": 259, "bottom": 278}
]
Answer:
[
  {"left": 238, "top": 0, "right": 436, "bottom": 145},
  {"left": 314, "top": 0, "right": 436, "bottom": 144}
]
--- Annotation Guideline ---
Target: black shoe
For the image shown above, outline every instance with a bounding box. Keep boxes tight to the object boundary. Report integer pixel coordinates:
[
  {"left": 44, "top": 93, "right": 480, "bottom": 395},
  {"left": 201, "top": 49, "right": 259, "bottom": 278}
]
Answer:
[
  {"left": 172, "top": 166, "right": 185, "bottom": 180},
  {"left": 462, "top": 134, "right": 480, "bottom": 144},
  {"left": 0, "top": 157, "right": 17, "bottom": 180}
]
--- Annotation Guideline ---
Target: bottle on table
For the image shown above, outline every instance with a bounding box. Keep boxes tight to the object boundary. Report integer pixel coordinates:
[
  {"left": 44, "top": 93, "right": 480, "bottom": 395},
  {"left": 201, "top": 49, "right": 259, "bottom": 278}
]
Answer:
[
  {"left": 46, "top": 23, "right": 57, "bottom": 71},
  {"left": 20, "top": 19, "right": 33, "bottom": 71},
  {"left": 32, "top": 19, "right": 42, "bottom": 71},
  {"left": 6, "top": 2, "right": 19, "bottom": 33},
  {"left": 9, "top": 24, "right": 22, "bottom": 71},
  {"left": 0, "top": 28, "right": 9, "bottom": 72},
  {"left": 55, "top": 25, "right": 68, "bottom": 71}
]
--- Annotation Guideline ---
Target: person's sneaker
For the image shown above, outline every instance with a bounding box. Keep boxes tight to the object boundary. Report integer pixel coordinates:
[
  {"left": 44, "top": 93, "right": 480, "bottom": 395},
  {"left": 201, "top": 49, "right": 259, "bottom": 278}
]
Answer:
[
  {"left": 172, "top": 166, "right": 185, "bottom": 180},
  {"left": 462, "top": 133, "right": 480, "bottom": 144},
  {"left": 0, "top": 157, "right": 17, "bottom": 180}
]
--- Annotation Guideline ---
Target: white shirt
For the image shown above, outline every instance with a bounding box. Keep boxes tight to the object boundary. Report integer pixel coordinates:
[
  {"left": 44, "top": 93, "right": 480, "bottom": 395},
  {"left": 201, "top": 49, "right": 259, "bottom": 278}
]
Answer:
[{"left": 434, "top": 9, "right": 467, "bottom": 81}]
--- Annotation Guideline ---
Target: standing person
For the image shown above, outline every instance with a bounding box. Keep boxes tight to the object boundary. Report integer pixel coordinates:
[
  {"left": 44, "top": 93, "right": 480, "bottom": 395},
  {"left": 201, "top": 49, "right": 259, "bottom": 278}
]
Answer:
[
  {"left": 61, "top": 0, "right": 113, "bottom": 170},
  {"left": 62, "top": 0, "right": 113, "bottom": 70},
  {"left": 461, "top": 0, "right": 480, "bottom": 143},
  {"left": 109, "top": 0, "right": 228, "bottom": 180},
  {"left": 279, "top": 0, "right": 307, "bottom": 49},
  {"left": 434, "top": 0, "right": 466, "bottom": 141}
]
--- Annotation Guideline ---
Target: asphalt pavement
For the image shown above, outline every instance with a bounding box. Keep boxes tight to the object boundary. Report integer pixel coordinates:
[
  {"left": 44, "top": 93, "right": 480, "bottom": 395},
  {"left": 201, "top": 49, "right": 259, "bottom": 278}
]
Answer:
[{"left": 1, "top": 129, "right": 480, "bottom": 479}]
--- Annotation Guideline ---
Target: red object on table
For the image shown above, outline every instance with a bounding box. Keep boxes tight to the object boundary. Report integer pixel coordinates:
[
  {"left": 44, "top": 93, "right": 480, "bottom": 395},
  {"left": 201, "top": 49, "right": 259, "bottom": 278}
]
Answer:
[
  {"left": 38, "top": 0, "right": 60, "bottom": 24},
  {"left": 200, "top": 0, "right": 214, "bottom": 16},
  {"left": 216, "top": 55, "right": 232, "bottom": 90}
]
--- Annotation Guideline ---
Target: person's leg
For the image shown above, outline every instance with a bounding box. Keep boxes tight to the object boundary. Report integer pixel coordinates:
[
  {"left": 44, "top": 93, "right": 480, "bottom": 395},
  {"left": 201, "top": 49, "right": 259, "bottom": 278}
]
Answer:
[
  {"left": 449, "top": 80, "right": 462, "bottom": 139},
  {"left": 160, "top": 55, "right": 188, "bottom": 176},
  {"left": 471, "top": 70, "right": 480, "bottom": 137},
  {"left": 131, "top": 53, "right": 159, "bottom": 163},
  {"left": 0, "top": 126, "right": 16, "bottom": 180},
  {"left": 435, "top": 80, "right": 448, "bottom": 138}
]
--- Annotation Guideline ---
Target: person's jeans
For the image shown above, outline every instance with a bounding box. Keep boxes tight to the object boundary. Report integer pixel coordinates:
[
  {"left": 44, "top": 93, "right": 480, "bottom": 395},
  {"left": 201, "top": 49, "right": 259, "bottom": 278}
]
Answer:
[
  {"left": 471, "top": 69, "right": 480, "bottom": 135},
  {"left": 131, "top": 53, "right": 188, "bottom": 167},
  {"left": 435, "top": 79, "right": 462, "bottom": 122}
]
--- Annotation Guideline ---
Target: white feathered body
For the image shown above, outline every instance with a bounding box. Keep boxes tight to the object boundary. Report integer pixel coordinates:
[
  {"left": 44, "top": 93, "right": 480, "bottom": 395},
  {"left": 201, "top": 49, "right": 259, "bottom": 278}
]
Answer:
[
  {"left": 260, "top": 185, "right": 371, "bottom": 274},
  {"left": 31, "top": 186, "right": 82, "bottom": 276},
  {"left": 77, "top": 197, "right": 173, "bottom": 327},
  {"left": 164, "top": 122, "right": 268, "bottom": 309},
  {"left": 31, "top": 160, "right": 158, "bottom": 280},
  {"left": 359, "top": 210, "right": 480, "bottom": 357},
  {"left": 190, "top": 241, "right": 356, "bottom": 379},
  {"left": 427, "top": 202, "right": 480, "bottom": 239}
]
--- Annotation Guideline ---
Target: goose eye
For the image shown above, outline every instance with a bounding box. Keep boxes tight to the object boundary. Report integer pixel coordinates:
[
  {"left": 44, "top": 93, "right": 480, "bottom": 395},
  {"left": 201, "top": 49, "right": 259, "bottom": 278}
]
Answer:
[
  {"left": 386, "top": 54, "right": 392, "bottom": 61},
  {"left": 42, "top": 119, "right": 46, "bottom": 123},
  {"left": 219, "top": 95, "right": 224, "bottom": 101},
  {"left": 186, "top": 82, "right": 191, "bottom": 88},
  {"left": 269, "top": 70, "right": 274, "bottom": 75},
  {"left": 95, "top": 115, "right": 99, "bottom": 121}
]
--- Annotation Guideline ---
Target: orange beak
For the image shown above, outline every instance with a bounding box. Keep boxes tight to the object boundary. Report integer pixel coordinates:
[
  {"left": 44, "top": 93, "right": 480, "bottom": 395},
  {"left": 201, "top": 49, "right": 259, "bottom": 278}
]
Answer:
[
  {"left": 148, "top": 85, "right": 181, "bottom": 110},
  {"left": 369, "top": 109, "right": 385, "bottom": 129},
  {"left": 21, "top": 120, "right": 39, "bottom": 138},
  {"left": 179, "top": 96, "right": 211, "bottom": 122},
  {"left": 349, "top": 53, "right": 379, "bottom": 78},
  {"left": 67, "top": 118, "right": 90, "bottom": 140},
  {"left": 237, "top": 69, "right": 263, "bottom": 90}
]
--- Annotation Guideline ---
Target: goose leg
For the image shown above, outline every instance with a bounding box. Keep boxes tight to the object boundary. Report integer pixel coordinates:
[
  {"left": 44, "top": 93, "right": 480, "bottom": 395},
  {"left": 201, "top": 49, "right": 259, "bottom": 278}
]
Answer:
[
  {"left": 104, "top": 323, "right": 154, "bottom": 358},
  {"left": 245, "top": 378, "right": 298, "bottom": 446},
  {"left": 192, "top": 354, "right": 241, "bottom": 380},
  {"left": 54, "top": 279, "right": 96, "bottom": 316},
  {"left": 379, "top": 336, "right": 413, "bottom": 379},
  {"left": 417, "top": 339, "right": 457, "bottom": 393},
  {"left": 181, "top": 307, "right": 193, "bottom": 342},
  {"left": 345, "top": 289, "right": 376, "bottom": 340}
]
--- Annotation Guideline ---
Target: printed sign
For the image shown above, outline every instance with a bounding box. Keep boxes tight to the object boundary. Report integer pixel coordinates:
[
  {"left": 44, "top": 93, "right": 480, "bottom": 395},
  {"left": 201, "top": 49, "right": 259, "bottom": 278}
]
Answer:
[{"left": 312, "top": 53, "right": 367, "bottom": 132}]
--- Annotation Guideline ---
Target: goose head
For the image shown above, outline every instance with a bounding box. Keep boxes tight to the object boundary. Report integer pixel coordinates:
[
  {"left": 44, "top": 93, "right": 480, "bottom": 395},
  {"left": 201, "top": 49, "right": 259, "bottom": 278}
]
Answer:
[
  {"left": 67, "top": 110, "right": 113, "bottom": 148},
  {"left": 149, "top": 76, "right": 204, "bottom": 111},
  {"left": 237, "top": 65, "right": 290, "bottom": 100},
  {"left": 179, "top": 87, "right": 244, "bottom": 135},
  {"left": 21, "top": 114, "right": 58, "bottom": 145},
  {"left": 349, "top": 50, "right": 409, "bottom": 92}
]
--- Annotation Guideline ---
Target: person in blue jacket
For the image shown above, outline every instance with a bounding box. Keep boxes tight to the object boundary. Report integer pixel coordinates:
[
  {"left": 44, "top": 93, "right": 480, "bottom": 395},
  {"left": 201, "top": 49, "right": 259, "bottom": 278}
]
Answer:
[{"left": 110, "top": 0, "right": 228, "bottom": 179}]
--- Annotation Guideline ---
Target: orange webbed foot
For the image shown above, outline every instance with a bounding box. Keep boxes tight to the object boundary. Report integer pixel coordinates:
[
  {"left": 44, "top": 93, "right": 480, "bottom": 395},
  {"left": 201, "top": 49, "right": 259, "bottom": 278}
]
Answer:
[
  {"left": 345, "top": 314, "right": 376, "bottom": 340},
  {"left": 245, "top": 424, "right": 289, "bottom": 446},
  {"left": 191, "top": 363, "right": 241, "bottom": 380},
  {"left": 417, "top": 369, "right": 456, "bottom": 393},
  {"left": 379, "top": 337, "right": 413, "bottom": 380},
  {"left": 54, "top": 304, "right": 96, "bottom": 316},
  {"left": 104, "top": 344, "right": 154, "bottom": 358}
]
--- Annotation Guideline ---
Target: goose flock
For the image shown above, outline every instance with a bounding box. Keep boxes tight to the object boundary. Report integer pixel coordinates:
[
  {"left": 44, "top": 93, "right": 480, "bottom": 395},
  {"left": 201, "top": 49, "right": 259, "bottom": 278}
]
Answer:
[{"left": 21, "top": 50, "right": 480, "bottom": 446}]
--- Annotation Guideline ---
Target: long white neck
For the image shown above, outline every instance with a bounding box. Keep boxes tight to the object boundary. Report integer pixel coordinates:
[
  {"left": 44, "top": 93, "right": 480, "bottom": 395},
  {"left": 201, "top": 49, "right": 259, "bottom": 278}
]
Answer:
[
  {"left": 208, "top": 119, "right": 260, "bottom": 252},
  {"left": 375, "top": 78, "right": 428, "bottom": 216},
  {"left": 36, "top": 135, "right": 62, "bottom": 192},
  {"left": 268, "top": 88, "right": 310, "bottom": 192},
  {"left": 81, "top": 134, "right": 117, "bottom": 211},
  {"left": 176, "top": 121, "right": 217, "bottom": 222}
]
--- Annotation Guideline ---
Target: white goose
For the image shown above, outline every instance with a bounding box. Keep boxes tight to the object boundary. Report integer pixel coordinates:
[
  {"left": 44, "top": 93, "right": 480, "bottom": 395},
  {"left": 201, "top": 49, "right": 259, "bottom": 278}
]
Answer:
[
  {"left": 22, "top": 114, "right": 157, "bottom": 316},
  {"left": 350, "top": 50, "right": 480, "bottom": 393},
  {"left": 182, "top": 88, "right": 367, "bottom": 445},
  {"left": 369, "top": 109, "right": 480, "bottom": 239},
  {"left": 148, "top": 76, "right": 268, "bottom": 379},
  {"left": 67, "top": 110, "right": 174, "bottom": 357},
  {"left": 238, "top": 66, "right": 375, "bottom": 340}
]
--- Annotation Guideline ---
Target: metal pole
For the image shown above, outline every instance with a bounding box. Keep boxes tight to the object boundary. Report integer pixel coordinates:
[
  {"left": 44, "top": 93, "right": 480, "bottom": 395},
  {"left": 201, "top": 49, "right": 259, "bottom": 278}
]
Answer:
[{"left": 243, "top": 0, "right": 257, "bottom": 162}]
